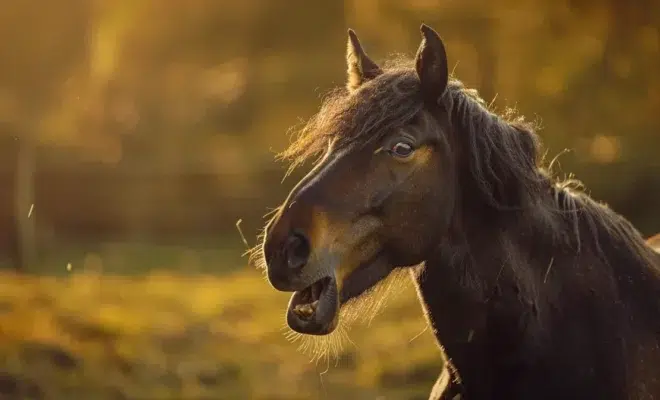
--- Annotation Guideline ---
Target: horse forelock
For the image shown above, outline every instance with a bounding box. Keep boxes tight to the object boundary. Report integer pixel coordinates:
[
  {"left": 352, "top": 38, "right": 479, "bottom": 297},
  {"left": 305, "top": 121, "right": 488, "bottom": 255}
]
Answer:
[{"left": 278, "top": 59, "right": 423, "bottom": 169}]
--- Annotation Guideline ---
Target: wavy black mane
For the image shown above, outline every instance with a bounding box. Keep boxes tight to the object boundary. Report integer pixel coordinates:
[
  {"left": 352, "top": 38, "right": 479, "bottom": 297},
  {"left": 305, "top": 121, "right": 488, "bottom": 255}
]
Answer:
[{"left": 280, "top": 58, "right": 659, "bottom": 271}]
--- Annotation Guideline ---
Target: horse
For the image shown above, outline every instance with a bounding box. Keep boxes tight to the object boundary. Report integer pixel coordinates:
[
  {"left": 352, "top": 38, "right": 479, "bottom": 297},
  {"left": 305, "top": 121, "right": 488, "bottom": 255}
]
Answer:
[{"left": 257, "top": 24, "right": 660, "bottom": 399}]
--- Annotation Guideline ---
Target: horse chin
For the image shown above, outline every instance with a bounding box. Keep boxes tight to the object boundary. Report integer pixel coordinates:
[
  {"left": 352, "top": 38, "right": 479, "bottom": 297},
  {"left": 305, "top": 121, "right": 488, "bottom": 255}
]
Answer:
[{"left": 339, "top": 252, "right": 393, "bottom": 305}]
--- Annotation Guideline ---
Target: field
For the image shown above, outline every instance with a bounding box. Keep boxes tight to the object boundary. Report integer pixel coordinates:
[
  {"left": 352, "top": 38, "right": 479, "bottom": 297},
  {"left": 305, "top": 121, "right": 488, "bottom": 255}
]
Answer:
[{"left": 0, "top": 248, "right": 444, "bottom": 400}]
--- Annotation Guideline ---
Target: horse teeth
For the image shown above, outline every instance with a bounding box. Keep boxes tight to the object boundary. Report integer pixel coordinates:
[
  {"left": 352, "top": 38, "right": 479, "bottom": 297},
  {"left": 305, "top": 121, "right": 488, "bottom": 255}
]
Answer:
[
  {"left": 311, "top": 300, "right": 319, "bottom": 310},
  {"left": 294, "top": 303, "right": 315, "bottom": 318}
]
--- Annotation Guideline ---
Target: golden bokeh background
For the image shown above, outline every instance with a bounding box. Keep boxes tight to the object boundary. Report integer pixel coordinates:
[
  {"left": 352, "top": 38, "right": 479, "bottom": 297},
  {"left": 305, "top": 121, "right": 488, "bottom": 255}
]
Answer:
[{"left": 0, "top": 1, "right": 658, "bottom": 399}]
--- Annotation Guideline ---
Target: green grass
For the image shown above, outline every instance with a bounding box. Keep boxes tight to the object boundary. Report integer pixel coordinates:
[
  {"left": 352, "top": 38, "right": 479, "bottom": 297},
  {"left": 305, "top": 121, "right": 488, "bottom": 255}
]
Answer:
[
  {"left": 21, "top": 236, "right": 246, "bottom": 276},
  {"left": 0, "top": 267, "right": 443, "bottom": 399}
]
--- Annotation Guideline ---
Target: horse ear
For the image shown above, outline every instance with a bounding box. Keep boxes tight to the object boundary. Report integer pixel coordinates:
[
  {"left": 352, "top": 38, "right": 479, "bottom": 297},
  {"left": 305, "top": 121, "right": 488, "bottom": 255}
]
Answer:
[
  {"left": 415, "top": 24, "right": 449, "bottom": 103},
  {"left": 346, "top": 29, "right": 383, "bottom": 92}
]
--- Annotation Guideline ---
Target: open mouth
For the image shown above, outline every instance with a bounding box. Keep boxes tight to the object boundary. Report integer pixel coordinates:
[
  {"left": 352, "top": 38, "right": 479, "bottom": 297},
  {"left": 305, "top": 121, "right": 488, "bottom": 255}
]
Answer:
[
  {"left": 285, "top": 252, "right": 393, "bottom": 336},
  {"left": 286, "top": 276, "right": 339, "bottom": 335}
]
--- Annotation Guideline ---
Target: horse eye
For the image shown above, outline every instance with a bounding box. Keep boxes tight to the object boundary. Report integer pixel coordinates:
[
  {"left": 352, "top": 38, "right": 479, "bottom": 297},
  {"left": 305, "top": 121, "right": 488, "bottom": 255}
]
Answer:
[{"left": 390, "top": 141, "right": 414, "bottom": 158}]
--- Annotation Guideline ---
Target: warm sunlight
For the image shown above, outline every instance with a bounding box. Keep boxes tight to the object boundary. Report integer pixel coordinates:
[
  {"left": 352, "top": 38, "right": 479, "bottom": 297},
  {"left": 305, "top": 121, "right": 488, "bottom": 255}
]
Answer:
[{"left": 0, "top": 1, "right": 658, "bottom": 399}]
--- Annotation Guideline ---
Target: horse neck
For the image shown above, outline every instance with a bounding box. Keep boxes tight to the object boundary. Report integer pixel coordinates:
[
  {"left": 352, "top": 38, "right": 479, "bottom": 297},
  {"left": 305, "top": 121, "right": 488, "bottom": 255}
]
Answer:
[
  {"left": 413, "top": 214, "right": 538, "bottom": 392},
  {"left": 413, "top": 191, "right": 660, "bottom": 394}
]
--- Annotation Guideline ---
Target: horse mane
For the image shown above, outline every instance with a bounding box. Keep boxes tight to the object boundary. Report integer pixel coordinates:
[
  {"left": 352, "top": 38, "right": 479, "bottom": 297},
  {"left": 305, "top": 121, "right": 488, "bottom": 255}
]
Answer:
[
  {"left": 278, "top": 59, "right": 423, "bottom": 171},
  {"left": 279, "top": 56, "right": 660, "bottom": 272}
]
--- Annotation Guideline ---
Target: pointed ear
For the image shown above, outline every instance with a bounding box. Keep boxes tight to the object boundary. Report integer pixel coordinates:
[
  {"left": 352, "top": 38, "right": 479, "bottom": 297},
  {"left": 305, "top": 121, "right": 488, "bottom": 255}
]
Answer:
[
  {"left": 415, "top": 24, "right": 449, "bottom": 103},
  {"left": 346, "top": 29, "right": 383, "bottom": 92}
]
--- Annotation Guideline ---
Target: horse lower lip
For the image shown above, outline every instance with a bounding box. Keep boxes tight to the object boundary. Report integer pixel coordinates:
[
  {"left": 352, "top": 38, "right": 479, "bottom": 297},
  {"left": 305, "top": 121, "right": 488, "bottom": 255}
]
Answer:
[{"left": 286, "top": 277, "right": 339, "bottom": 335}]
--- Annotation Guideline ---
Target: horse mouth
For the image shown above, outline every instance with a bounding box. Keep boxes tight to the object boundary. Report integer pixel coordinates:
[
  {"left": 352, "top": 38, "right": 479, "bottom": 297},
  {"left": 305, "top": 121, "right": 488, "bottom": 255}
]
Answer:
[
  {"left": 286, "top": 276, "right": 339, "bottom": 335},
  {"left": 285, "top": 252, "right": 392, "bottom": 336}
]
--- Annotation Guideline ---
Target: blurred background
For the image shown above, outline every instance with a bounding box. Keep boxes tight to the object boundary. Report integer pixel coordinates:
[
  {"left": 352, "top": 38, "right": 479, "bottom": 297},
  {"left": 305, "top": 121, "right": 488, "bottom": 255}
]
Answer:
[{"left": 0, "top": 0, "right": 658, "bottom": 399}]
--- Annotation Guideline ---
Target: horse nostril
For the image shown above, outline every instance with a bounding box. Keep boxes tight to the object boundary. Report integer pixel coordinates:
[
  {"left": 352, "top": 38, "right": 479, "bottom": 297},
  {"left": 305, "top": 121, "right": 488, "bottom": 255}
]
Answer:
[{"left": 285, "top": 232, "right": 310, "bottom": 270}]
